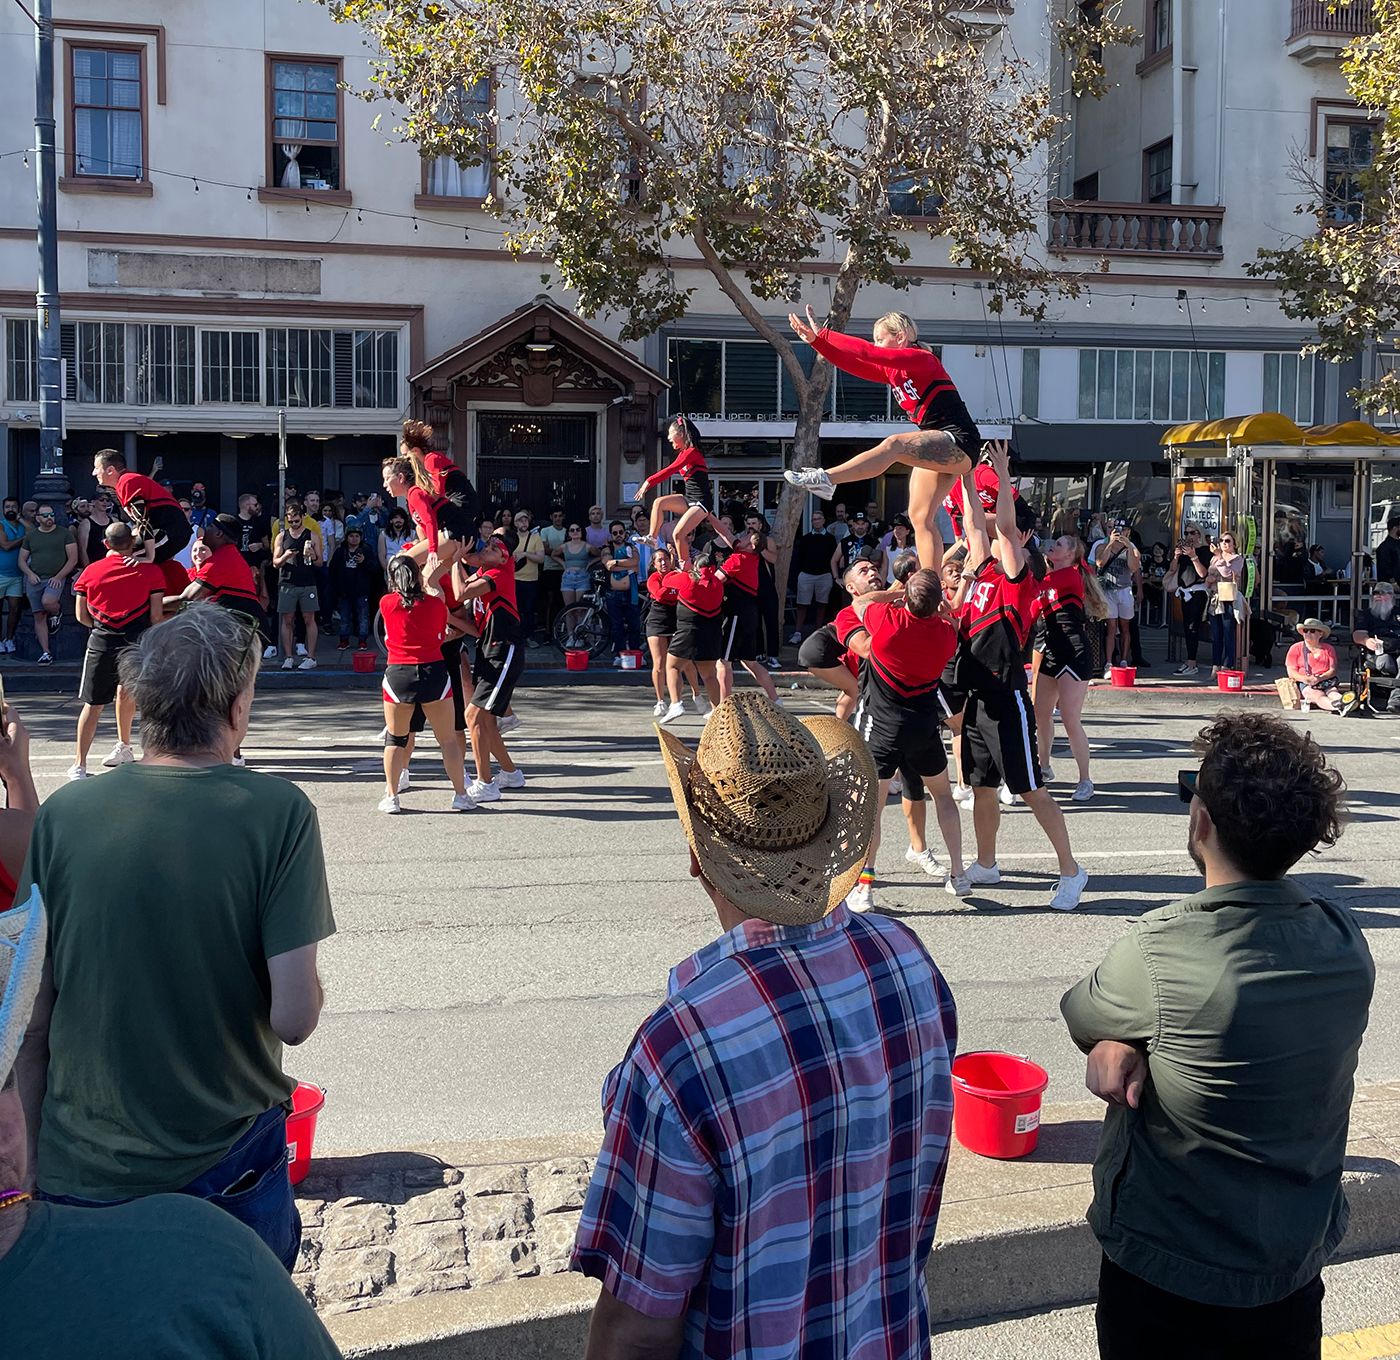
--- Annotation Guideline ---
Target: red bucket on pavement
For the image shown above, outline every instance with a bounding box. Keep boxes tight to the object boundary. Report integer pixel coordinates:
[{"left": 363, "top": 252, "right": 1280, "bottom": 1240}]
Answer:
[
  {"left": 1218, "top": 669, "right": 1245, "bottom": 692},
  {"left": 951, "top": 1051, "right": 1049, "bottom": 1159},
  {"left": 565, "top": 649, "right": 589, "bottom": 671},
  {"left": 619, "top": 649, "right": 645, "bottom": 670},
  {"left": 351, "top": 651, "right": 376, "bottom": 674},
  {"left": 1109, "top": 665, "right": 1136, "bottom": 688},
  {"left": 286, "top": 1081, "right": 325, "bottom": 1186}
]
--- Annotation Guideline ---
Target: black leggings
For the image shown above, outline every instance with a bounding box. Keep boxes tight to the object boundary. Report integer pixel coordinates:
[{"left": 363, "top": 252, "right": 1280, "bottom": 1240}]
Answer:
[{"left": 1180, "top": 593, "right": 1208, "bottom": 662}]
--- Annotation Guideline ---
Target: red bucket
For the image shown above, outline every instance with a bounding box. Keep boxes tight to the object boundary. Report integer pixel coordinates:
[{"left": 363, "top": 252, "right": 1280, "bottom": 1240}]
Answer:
[
  {"left": 351, "top": 651, "right": 376, "bottom": 674},
  {"left": 1109, "top": 666, "right": 1136, "bottom": 688},
  {"left": 1218, "top": 669, "right": 1245, "bottom": 692},
  {"left": 951, "top": 1051, "right": 1049, "bottom": 1159},
  {"left": 618, "top": 649, "right": 645, "bottom": 671},
  {"left": 286, "top": 1081, "right": 325, "bottom": 1186},
  {"left": 565, "top": 649, "right": 589, "bottom": 671}
]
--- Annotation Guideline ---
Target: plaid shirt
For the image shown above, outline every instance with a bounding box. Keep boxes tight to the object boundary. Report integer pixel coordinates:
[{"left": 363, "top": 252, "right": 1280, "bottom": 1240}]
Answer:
[{"left": 571, "top": 902, "right": 957, "bottom": 1359}]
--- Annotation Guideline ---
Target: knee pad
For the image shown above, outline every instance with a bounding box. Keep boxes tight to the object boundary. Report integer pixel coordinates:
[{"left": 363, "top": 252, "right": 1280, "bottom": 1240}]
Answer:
[{"left": 385, "top": 731, "right": 410, "bottom": 748}]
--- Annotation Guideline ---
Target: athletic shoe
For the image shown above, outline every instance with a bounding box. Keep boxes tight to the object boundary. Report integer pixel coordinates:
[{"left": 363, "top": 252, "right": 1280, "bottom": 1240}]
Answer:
[
  {"left": 889, "top": 773, "right": 904, "bottom": 798},
  {"left": 693, "top": 697, "right": 712, "bottom": 716},
  {"left": 232, "top": 754, "right": 247, "bottom": 768},
  {"left": 1040, "top": 762, "right": 1055, "bottom": 783},
  {"left": 660, "top": 700, "right": 686, "bottom": 724},
  {"left": 338, "top": 639, "right": 350, "bottom": 651},
  {"left": 296, "top": 643, "right": 308, "bottom": 657},
  {"left": 652, "top": 699, "right": 669, "bottom": 718},
  {"left": 1071, "top": 778, "right": 1095, "bottom": 802},
  {"left": 450, "top": 791, "right": 477, "bottom": 812},
  {"left": 847, "top": 882, "right": 876, "bottom": 913},
  {"left": 397, "top": 767, "right": 411, "bottom": 793},
  {"left": 953, "top": 782, "right": 974, "bottom": 807},
  {"left": 905, "top": 847, "right": 941, "bottom": 877},
  {"left": 1049, "top": 866, "right": 1089, "bottom": 912},
  {"left": 357, "top": 640, "right": 370, "bottom": 651},
  {"left": 298, "top": 657, "right": 317, "bottom": 670},
  {"left": 1102, "top": 667, "right": 1113, "bottom": 680},
  {"left": 263, "top": 645, "right": 278, "bottom": 660},
  {"left": 497, "top": 768, "right": 526, "bottom": 789},
  {"left": 468, "top": 778, "right": 501, "bottom": 803},
  {"left": 281, "top": 657, "right": 295, "bottom": 670},
  {"left": 0, "top": 639, "right": 12, "bottom": 653},
  {"left": 784, "top": 466, "right": 836, "bottom": 500},
  {"left": 102, "top": 742, "right": 135, "bottom": 768},
  {"left": 66, "top": 764, "right": 89, "bottom": 781},
  {"left": 945, "top": 872, "right": 971, "bottom": 897},
  {"left": 1174, "top": 663, "right": 1198, "bottom": 676},
  {"left": 497, "top": 714, "right": 522, "bottom": 736},
  {"left": 787, "top": 630, "right": 802, "bottom": 645},
  {"left": 36, "top": 652, "right": 51, "bottom": 666},
  {"left": 998, "top": 783, "right": 1016, "bottom": 807},
  {"left": 377, "top": 793, "right": 401, "bottom": 814},
  {"left": 965, "top": 861, "right": 1001, "bottom": 886}
]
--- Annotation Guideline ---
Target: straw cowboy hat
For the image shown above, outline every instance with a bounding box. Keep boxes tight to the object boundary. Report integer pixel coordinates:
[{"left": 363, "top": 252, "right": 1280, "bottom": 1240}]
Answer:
[
  {"left": 655, "top": 692, "right": 877, "bottom": 926},
  {"left": 1299, "top": 618, "right": 1332, "bottom": 638},
  {"left": 0, "top": 887, "right": 44, "bottom": 1085}
]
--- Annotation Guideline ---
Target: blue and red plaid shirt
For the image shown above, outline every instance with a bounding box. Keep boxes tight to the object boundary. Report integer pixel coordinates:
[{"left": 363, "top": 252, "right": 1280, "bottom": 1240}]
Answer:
[{"left": 571, "top": 902, "right": 957, "bottom": 1359}]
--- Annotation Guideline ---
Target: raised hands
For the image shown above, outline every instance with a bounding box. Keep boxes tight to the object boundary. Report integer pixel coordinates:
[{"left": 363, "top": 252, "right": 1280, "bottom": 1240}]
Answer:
[{"left": 787, "top": 305, "right": 821, "bottom": 345}]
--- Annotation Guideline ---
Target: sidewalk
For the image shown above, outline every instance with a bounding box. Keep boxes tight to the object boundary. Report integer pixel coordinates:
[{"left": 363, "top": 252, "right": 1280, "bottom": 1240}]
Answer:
[{"left": 315, "top": 1083, "right": 1400, "bottom": 1357}]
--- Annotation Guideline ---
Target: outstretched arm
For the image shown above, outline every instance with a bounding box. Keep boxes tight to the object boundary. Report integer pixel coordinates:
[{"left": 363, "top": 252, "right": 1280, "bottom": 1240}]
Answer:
[
  {"left": 987, "top": 442, "right": 1025, "bottom": 576},
  {"left": 961, "top": 472, "right": 990, "bottom": 572},
  {"left": 788, "top": 304, "right": 889, "bottom": 384}
]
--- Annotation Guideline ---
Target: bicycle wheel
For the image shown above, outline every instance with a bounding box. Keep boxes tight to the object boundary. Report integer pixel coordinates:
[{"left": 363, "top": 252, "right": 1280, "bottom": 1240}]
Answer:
[{"left": 554, "top": 604, "right": 609, "bottom": 657}]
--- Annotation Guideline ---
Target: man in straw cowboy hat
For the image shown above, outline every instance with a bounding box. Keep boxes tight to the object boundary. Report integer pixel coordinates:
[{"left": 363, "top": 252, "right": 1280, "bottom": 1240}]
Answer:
[
  {"left": 0, "top": 892, "right": 342, "bottom": 1358},
  {"left": 573, "top": 691, "right": 957, "bottom": 1359}
]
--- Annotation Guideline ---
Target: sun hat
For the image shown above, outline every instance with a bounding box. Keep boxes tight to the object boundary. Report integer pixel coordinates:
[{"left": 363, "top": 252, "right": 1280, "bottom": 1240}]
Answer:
[
  {"left": 0, "top": 886, "right": 45, "bottom": 1085},
  {"left": 655, "top": 692, "right": 877, "bottom": 926},
  {"left": 1299, "top": 618, "right": 1331, "bottom": 637}
]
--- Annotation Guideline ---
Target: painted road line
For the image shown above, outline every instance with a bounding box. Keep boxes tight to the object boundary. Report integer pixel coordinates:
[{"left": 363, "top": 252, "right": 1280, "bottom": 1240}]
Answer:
[{"left": 1323, "top": 1321, "right": 1400, "bottom": 1359}]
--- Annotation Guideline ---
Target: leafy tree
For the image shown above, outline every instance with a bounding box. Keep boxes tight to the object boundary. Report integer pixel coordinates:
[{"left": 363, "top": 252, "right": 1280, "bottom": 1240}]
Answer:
[
  {"left": 1250, "top": 0, "right": 1399, "bottom": 416},
  {"left": 326, "top": 0, "right": 1130, "bottom": 553}
]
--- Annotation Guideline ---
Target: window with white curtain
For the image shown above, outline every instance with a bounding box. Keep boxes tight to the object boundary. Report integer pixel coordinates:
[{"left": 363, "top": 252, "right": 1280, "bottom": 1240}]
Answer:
[
  {"left": 426, "top": 78, "right": 492, "bottom": 199},
  {"left": 270, "top": 59, "right": 341, "bottom": 190},
  {"left": 71, "top": 46, "right": 143, "bottom": 179}
]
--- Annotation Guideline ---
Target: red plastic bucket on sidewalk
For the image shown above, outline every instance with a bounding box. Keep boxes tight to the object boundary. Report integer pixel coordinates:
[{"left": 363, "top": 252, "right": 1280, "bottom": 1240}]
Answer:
[
  {"left": 1218, "top": 669, "right": 1245, "bottom": 692},
  {"left": 565, "top": 649, "right": 589, "bottom": 671},
  {"left": 618, "top": 649, "right": 645, "bottom": 670},
  {"left": 286, "top": 1081, "right": 326, "bottom": 1186},
  {"left": 351, "top": 651, "right": 376, "bottom": 674},
  {"left": 1109, "top": 666, "right": 1136, "bottom": 688},
  {"left": 951, "top": 1051, "right": 1050, "bottom": 1159}
]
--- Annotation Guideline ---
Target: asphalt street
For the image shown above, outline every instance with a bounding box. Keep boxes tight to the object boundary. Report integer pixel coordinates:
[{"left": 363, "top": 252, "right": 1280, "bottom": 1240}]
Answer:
[{"left": 10, "top": 685, "right": 1400, "bottom": 1155}]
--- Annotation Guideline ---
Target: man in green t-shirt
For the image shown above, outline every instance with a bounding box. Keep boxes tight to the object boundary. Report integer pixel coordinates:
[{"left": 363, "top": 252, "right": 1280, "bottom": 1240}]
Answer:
[
  {"left": 17, "top": 503, "right": 77, "bottom": 664},
  {"left": 16, "top": 604, "right": 336, "bottom": 1271}
]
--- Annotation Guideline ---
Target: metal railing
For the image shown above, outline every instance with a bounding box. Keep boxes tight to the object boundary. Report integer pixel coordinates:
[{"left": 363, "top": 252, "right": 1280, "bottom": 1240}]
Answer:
[
  {"left": 1047, "top": 200, "right": 1225, "bottom": 258},
  {"left": 1289, "top": 0, "right": 1374, "bottom": 39}
]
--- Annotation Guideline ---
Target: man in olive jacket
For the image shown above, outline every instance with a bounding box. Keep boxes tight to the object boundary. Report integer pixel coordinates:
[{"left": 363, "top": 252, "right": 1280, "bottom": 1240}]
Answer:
[{"left": 1062, "top": 712, "right": 1373, "bottom": 1360}]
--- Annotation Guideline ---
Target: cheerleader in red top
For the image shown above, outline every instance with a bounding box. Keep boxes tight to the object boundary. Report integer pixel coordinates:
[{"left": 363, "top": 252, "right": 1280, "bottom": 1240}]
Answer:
[
  {"left": 656, "top": 549, "right": 729, "bottom": 719},
  {"left": 784, "top": 306, "right": 978, "bottom": 575},
  {"left": 643, "top": 548, "right": 702, "bottom": 719},
  {"left": 378, "top": 553, "right": 473, "bottom": 814},
  {"left": 382, "top": 447, "right": 460, "bottom": 573},
  {"left": 399, "top": 419, "right": 479, "bottom": 542},
  {"left": 714, "top": 534, "right": 779, "bottom": 703},
  {"left": 633, "top": 417, "right": 733, "bottom": 568}
]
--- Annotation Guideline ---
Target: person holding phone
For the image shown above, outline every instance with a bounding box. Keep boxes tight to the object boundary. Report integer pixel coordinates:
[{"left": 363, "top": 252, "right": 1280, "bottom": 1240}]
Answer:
[
  {"left": 1093, "top": 519, "right": 1141, "bottom": 676},
  {"left": 273, "top": 502, "right": 321, "bottom": 670},
  {"left": 1163, "top": 526, "right": 1213, "bottom": 676},
  {"left": 1207, "top": 531, "right": 1247, "bottom": 676}
]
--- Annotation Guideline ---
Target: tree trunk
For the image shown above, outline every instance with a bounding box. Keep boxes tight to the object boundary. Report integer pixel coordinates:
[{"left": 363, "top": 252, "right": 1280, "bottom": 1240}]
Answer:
[{"left": 771, "top": 360, "right": 834, "bottom": 636}]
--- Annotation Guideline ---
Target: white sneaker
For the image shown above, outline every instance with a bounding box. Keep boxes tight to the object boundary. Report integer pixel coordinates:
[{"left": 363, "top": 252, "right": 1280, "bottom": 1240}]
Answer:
[
  {"left": 281, "top": 657, "right": 295, "bottom": 670},
  {"left": 0, "top": 639, "right": 12, "bottom": 653},
  {"left": 295, "top": 643, "right": 308, "bottom": 657},
  {"left": 953, "top": 782, "right": 974, "bottom": 807},
  {"left": 262, "top": 644, "right": 278, "bottom": 660},
  {"left": 905, "top": 847, "right": 941, "bottom": 876},
  {"left": 497, "top": 714, "right": 521, "bottom": 736},
  {"left": 692, "top": 697, "right": 713, "bottom": 716},
  {"left": 787, "top": 630, "right": 802, "bottom": 645},
  {"left": 468, "top": 778, "right": 501, "bottom": 803},
  {"left": 397, "top": 767, "right": 411, "bottom": 793},
  {"left": 999, "top": 783, "right": 1016, "bottom": 807},
  {"left": 660, "top": 700, "right": 686, "bottom": 724},
  {"left": 298, "top": 657, "right": 317, "bottom": 670},
  {"left": 1040, "top": 762, "right": 1055, "bottom": 783},
  {"left": 652, "top": 699, "right": 669, "bottom": 718},
  {"left": 450, "top": 791, "right": 476, "bottom": 812},
  {"left": 1049, "top": 866, "right": 1089, "bottom": 912},
  {"left": 889, "top": 773, "right": 904, "bottom": 798},
  {"left": 848, "top": 880, "right": 876, "bottom": 912},
  {"left": 965, "top": 861, "right": 1001, "bottom": 886},
  {"left": 66, "top": 764, "right": 89, "bottom": 781},
  {"left": 497, "top": 768, "right": 526, "bottom": 789},
  {"left": 377, "top": 793, "right": 401, "bottom": 814},
  {"left": 784, "top": 466, "right": 836, "bottom": 501},
  {"left": 1071, "top": 778, "right": 1095, "bottom": 802},
  {"left": 1103, "top": 667, "right": 1114, "bottom": 680},
  {"left": 945, "top": 872, "right": 971, "bottom": 897},
  {"left": 102, "top": 742, "right": 135, "bottom": 768}
]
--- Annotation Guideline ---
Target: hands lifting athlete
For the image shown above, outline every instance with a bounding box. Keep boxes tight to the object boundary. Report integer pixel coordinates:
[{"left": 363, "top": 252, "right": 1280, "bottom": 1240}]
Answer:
[
  {"left": 982, "top": 439, "right": 1011, "bottom": 478},
  {"left": 787, "top": 305, "right": 820, "bottom": 345}
]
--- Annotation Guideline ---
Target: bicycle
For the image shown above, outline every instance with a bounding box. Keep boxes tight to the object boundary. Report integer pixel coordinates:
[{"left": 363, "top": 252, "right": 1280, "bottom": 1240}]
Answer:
[{"left": 552, "top": 569, "right": 612, "bottom": 657}]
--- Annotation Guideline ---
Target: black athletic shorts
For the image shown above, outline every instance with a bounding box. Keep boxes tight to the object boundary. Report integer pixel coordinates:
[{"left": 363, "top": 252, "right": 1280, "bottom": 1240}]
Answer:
[
  {"left": 438, "top": 501, "right": 477, "bottom": 544},
  {"left": 1039, "top": 649, "right": 1091, "bottom": 682},
  {"left": 721, "top": 596, "right": 759, "bottom": 663},
  {"left": 410, "top": 638, "right": 465, "bottom": 733},
  {"left": 144, "top": 506, "right": 193, "bottom": 564},
  {"left": 918, "top": 419, "right": 981, "bottom": 461},
  {"left": 670, "top": 614, "right": 721, "bottom": 662},
  {"left": 855, "top": 690, "right": 948, "bottom": 792},
  {"left": 644, "top": 601, "right": 676, "bottom": 639},
  {"left": 683, "top": 473, "right": 712, "bottom": 511},
  {"left": 798, "top": 624, "right": 847, "bottom": 672},
  {"left": 383, "top": 659, "right": 451, "bottom": 708},
  {"left": 471, "top": 641, "right": 523, "bottom": 716},
  {"left": 962, "top": 685, "right": 1042, "bottom": 796},
  {"left": 78, "top": 625, "right": 145, "bottom": 707}
]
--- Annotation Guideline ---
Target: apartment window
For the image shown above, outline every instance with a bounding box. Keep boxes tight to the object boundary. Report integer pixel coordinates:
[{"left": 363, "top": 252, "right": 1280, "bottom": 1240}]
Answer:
[
  {"left": 1021, "top": 348, "right": 1041, "bottom": 419},
  {"left": 1324, "top": 120, "right": 1374, "bottom": 223},
  {"left": 1263, "top": 352, "right": 1316, "bottom": 425},
  {"left": 724, "top": 340, "right": 780, "bottom": 419},
  {"left": 353, "top": 329, "right": 400, "bottom": 409},
  {"left": 1072, "top": 173, "right": 1100, "bottom": 201},
  {"left": 5, "top": 319, "right": 37, "bottom": 403},
  {"left": 723, "top": 101, "right": 779, "bottom": 196},
  {"left": 77, "top": 322, "right": 125, "bottom": 404},
  {"left": 132, "top": 324, "right": 195, "bottom": 406},
  {"left": 200, "top": 330, "right": 261, "bottom": 404},
  {"left": 1078, "top": 348, "right": 1225, "bottom": 422},
  {"left": 265, "top": 328, "right": 333, "bottom": 407},
  {"left": 424, "top": 78, "right": 492, "bottom": 200},
  {"left": 1143, "top": 140, "right": 1172, "bottom": 204},
  {"left": 577, "top": 78, "right": 645, "bottom": 203},
  {"left": 270, "top": 59, "right": 341, "bottom": 190},
  {"left": 1149, "top": 0, "right": 1171, "bottom": 54},
  {"left": 70, "top": 46, "right": 144, "bottom": 179}
]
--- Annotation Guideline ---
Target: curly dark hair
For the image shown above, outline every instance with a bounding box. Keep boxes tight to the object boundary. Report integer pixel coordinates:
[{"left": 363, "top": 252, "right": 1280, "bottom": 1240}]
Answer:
[{"left": 1193, "top": 712, "right": 1345, "bottom": 879}]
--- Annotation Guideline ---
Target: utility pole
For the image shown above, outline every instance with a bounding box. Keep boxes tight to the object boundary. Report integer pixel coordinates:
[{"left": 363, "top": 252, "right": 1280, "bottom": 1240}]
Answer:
[{"left": 33, "top": 0, "right": 69, "bottom": 506}]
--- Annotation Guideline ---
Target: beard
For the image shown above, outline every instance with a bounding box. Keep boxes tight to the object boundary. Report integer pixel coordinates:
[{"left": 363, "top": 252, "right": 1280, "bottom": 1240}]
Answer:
[
  {"left": 1186, "top": 808, "right": 1206, "bottom": 875},
  {"left": 1372, "top": 595, "right": 1395, "bottom": 621}
]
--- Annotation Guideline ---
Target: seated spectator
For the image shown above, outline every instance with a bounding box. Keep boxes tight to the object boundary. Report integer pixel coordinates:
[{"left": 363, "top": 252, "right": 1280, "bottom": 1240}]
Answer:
[
  {"left": 1376, "top": 512, "right": 1400, "bottom": 586},
  {"left": 1351, "top": 579, "right": 1400, "bottom": 714},
  {"left": 1286, "top": 620, "right": 1344, "bottom": 713},
  {"left": 0, "top": 890, "right": 342, "bottom": 1359},
  {"left": 15, "top": 605, "right": 336, "bottom": 1270},
  {"left": 1062, "top": 713, "right": 1372, "bottom": 1358},
  {"left": 1304, "top": 543, "right": 1329, "bottom": 583},
  {"left": 574, "top": 694, "right": 956, "bottom": 1358}
]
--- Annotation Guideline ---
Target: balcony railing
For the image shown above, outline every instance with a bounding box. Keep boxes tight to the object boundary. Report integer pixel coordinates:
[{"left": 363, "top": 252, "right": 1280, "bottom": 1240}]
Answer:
[
  {"left": 1047, "top": 200, "right": 1225, "bottom": 259},
  {"left": 1289, "top": 0, "right": 1374, "bottom": 40}
]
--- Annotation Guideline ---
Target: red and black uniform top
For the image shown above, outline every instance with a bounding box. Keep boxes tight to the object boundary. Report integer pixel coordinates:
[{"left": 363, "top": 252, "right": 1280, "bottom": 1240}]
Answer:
[
  {"left": 406, "top": 486, "right": 444, "bottom": 555},
  {"left": 472, "top": 558, "right": 520, "bottom": 654},
  {"left": 955, "top": 557, "right": 1041, "bottom": 692},
  {"left": 1033, "top": 564, "right": 1092, "bottom": 668},
  {"left": 662, "top": 566, "right": 724, "bottom": 621},
  {"left": 811, "top": 329, "right": 980, "bottom": 449},
  {"left": 646, "top": 573, "right": 680, "bottom": 607},
  {"left": 423, "top": 452, "right": 472, "bottom": 505},
  {"left": 860, "top": 601, "right": 958, "bottom": 708},
  {"left": 832, "top": 603, "right": 867, "bottom": 679},
  {"left": 641, "top": 446, "right": 711, "bottom": 503},
  {"left": 942, "top": 465, "right": 1022, "bottom": 538},
  {"left": 191, "top": 543, "right": 260, "bottom": 616},
  {"left": 114, "top": 471, "right": 192, "bottom": 562},
  {"left": 73, "top": 553, "right": 165, "bottom": 634},
  {"left": 381, "top": 593, "right": 448, "bottom": 667},
  {"left": 721, "top": 547, "right": 760, "bottom": 613}
]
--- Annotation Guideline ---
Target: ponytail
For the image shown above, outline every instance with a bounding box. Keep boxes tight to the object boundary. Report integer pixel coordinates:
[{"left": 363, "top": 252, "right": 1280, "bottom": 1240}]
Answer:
[
  {"left": 667, "top": 415, "right": 703, "bottom": 453},
  {"left": 401, "top": 418, "right": 434, "bottom": 454},
  {"left": 387, "top": 553, "right": 425, "bottom": 611}
]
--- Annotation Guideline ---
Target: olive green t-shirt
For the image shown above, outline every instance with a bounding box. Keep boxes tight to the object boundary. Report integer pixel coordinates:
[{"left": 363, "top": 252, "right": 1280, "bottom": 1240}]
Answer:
[
  {"left": 21, "top": 763, "right": 336, "bottom": 1199},
  {"left": 0, "top": 1198, "right": 342, "bottom": 1359},
  {"left": 21, "top": 525, "right": 74, "bottom": 578}
]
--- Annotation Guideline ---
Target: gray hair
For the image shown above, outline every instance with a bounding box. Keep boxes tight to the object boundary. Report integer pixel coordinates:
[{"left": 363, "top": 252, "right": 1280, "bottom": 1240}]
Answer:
[{"left": 118, "top": 604, "right": 260, "bottom": 755}]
